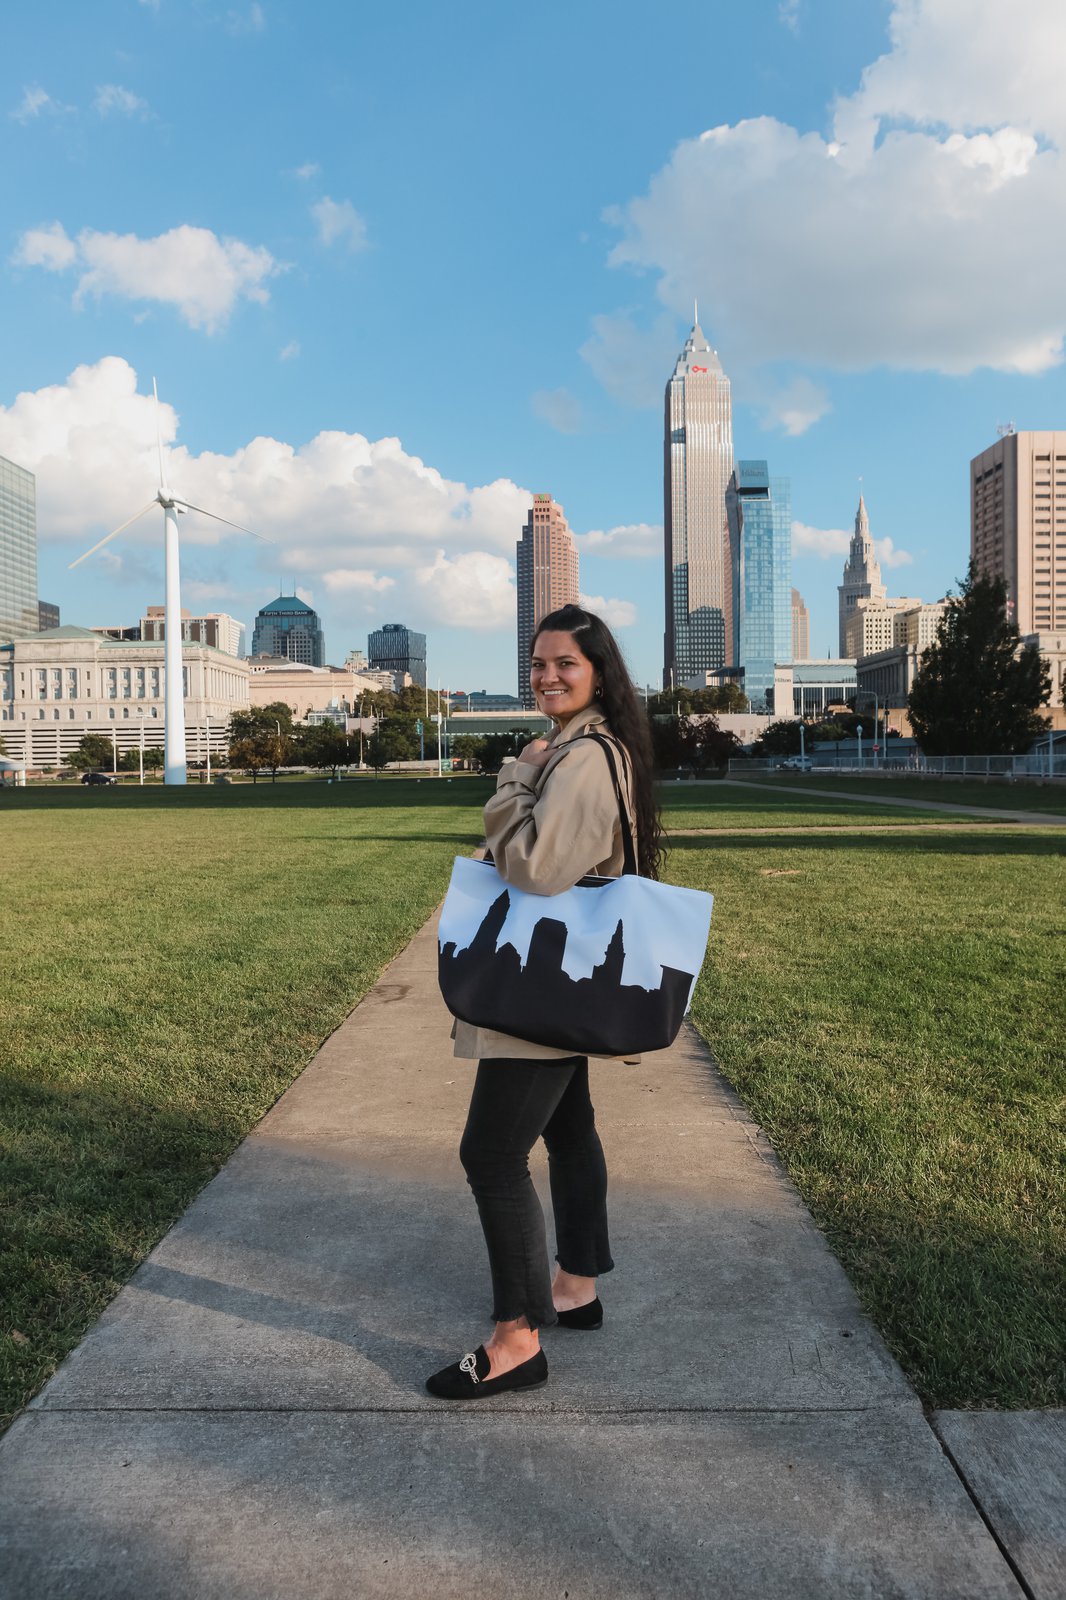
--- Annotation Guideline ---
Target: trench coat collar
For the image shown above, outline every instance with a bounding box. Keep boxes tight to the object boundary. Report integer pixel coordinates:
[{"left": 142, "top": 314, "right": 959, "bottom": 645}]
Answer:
[{"left": 547, "top": 703, "right": 608, "bottom": 747}]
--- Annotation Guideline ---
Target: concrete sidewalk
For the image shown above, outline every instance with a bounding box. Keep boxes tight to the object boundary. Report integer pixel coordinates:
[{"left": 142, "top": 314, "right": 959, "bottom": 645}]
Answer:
[{"left": 0, "top": 915, "right": 1037, "bottom": 1598}]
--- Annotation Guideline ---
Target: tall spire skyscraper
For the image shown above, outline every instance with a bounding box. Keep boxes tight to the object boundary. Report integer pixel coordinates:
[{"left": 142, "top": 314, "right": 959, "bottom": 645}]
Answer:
[
  {"left": 837, "top": 495, "right": 886, "bottom": 655},
  {"left": 663, "top": 319, "right": 735, "bottom": 688}
]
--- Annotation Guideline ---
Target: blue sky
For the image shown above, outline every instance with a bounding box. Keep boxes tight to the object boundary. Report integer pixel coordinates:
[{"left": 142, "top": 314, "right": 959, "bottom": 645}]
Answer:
[{"left": 3, "top": 0, "right": 1064, "bottom": 692}]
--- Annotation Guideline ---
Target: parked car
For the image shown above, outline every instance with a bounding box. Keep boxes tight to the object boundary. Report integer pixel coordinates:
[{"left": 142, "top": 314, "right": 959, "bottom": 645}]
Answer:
[
  {"left": 81, "top": 770, "right": 116, "bottom": 786},
  {"left": 779, "top": 756, "right": 813, "bottom": 771}
]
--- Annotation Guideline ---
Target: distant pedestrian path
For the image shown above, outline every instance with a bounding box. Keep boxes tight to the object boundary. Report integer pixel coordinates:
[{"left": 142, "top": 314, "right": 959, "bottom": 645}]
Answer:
[{"left": 722, "top": 777, "right": 1066, "bottom": 828}]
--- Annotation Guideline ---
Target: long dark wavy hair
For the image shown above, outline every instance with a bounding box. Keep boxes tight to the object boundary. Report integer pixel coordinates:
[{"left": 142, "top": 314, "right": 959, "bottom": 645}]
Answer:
[{"left": 533, "top": 604, "right": 663, "bottom": 880}]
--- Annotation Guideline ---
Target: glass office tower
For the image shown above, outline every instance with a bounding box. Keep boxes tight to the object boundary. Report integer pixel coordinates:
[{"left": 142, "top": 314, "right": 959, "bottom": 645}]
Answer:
[
  {"left": 663, "top": 320, "right": 735, "bottom": 687},
  {"left": 0, "top": 455, "right": 39, "bottom": 640},
  {"left": 368, "top": 622, "right": 427, "bottom": 688},
  {"left": 725, "top": 461, "right": 792, "bottom": 713},
  {"left": 250, "top": 595, "right": 325, "bottom": 665}
]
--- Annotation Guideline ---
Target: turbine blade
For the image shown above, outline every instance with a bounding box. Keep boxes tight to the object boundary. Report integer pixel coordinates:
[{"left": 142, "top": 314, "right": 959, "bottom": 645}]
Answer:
[
  {"left": 68, "top": 502, "right": 158, "bottom": 570},
  {"left": 173, "top": 499, "right": 273, "bottom": 543},
  {"left": 152, "top": 376, "right": 168, "bottom": 493}
]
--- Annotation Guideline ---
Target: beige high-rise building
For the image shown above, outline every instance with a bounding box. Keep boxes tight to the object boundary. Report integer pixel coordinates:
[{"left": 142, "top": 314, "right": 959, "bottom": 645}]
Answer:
[
  {"left": 791, "top": 588, "right": 809, "bottom": 660},
  {"left": 664, "top": 319, "right": 735, "bottom": 686},
  {"left": 838, "top": 496, "right": 887, "bottom": 655},
  {"left": 140, "top": 606, "right": 246, "bottom": 657},
  {"left": 516, "top": 494, "right": 580, "bottom": 707},
  {"left": 971, "top": 430, "right": 1066, "bottom": 635},
  {"left": 845, "top": 596, "right": 920, "bottom": 660}
]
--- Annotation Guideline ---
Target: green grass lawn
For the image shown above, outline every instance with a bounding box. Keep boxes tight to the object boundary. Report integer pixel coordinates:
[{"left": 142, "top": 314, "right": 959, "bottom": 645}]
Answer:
[
  {"left": 2, "top": 781, "right": 1063, "bottom": 1421},
  {"left": 670, "top": 827, "right": 1066, "bottom": 1409},
  {"left": 658, "top": 783, "right": 980, "bottom": 830},
  {"left": 0, "top": 779, "right": 492, "bottom": 1429},
  {"left": 734, "top": 771, "right": 1066, "bottom": 815}
]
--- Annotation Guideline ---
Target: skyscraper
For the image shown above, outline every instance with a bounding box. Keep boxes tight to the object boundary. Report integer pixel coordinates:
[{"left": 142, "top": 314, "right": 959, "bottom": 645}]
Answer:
[
  {"left": 250, "top": 594, "right": 325, "bottom": 665},
  {"left": 971, "top": 430, "right": 1066, "bottom": 634},
  {"left": 368, "top": 622, "right": 427, "bottom": 688},
  {"left": 791, "top": 589, "right": 810, "bottom": 660},
  {"left": 837, "top": 496, "right": 886, "bottom": 656},
  {"left": 0, "top": 454, "right": 39, "bottom": 641},
  {"left": 725, "top": 462, "right": 792, "bottom": 713},
  {"left": 663, "top": 318, "right": 734, "bottom": 688},
  {"left": 515, "top": 494, "right": 580, "bottom": 707}
]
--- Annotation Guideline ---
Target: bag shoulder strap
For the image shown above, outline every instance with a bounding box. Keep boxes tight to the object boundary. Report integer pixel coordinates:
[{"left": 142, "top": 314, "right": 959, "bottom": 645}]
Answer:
[{"left": 585, "top": 728, "right": 638, "bottom": 877}]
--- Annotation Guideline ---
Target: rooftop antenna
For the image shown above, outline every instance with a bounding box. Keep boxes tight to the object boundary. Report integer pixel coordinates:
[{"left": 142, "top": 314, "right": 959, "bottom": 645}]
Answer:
[
  {"left": 694, "top": 297, "right": 699, "bottom": 327},
  {"left": 69, "top": 377, "right": 272, "bottom": 787},
  {"left": 997, "top": 422, "right": 1015, "bottom": 438}
]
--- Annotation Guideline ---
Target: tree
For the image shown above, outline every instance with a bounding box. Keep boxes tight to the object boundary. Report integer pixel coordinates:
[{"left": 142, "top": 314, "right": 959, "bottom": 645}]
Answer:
[
  {"left": 229, "top": 736, "right": 269, "bottom": 782},
  {"left": 908, "top": 564, "right": 1051, "bottom": 755},
  {"left": 647, "top": 683, "right": 748, "bottom": 716},
  {"left": 450, "top": 734, "right": 487, "bottom": 771},
  {"left": 116, "top": 745, "right": 166, "bottom": 775},
  {"left": 365, "top": 719, "right": 419, "bottom": 771},
  {"left": 228, "top": 706, "right": 294, "bottom": 781},
  {"left": 297, "top": 722, "right": 350, "bottom": 778},
  {"left": 751, "top": 719, "right": 803, "bottom": 757},
  {"left": 69, "top": 733, "right": 116, "bottom": 772}
]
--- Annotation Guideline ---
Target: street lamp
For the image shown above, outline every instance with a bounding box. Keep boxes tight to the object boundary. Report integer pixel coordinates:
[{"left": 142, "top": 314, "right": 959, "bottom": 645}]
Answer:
[{"left": 856, "top": 722, "right": 864, "bottom": 768}]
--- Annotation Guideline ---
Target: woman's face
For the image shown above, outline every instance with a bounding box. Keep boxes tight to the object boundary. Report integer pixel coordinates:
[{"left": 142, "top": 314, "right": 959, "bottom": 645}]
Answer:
[{"left": 530, "top": 630, "right": 601, "bottom": 725}]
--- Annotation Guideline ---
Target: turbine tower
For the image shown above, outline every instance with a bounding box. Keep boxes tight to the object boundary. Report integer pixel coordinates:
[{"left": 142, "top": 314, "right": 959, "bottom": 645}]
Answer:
[{"left": 69, "top": 380, "right": 269, "bottom": 786}]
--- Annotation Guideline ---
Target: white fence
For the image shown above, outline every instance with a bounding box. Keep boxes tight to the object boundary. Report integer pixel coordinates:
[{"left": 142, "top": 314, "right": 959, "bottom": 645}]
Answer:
[{"left": 730, "top": 751, "right": 1064, "bottom": 781}]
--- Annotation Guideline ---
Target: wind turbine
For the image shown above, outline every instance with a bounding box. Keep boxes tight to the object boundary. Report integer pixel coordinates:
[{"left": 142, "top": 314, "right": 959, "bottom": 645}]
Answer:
[{"left": 70, "top": 380, "right": 270, "bottom": 786}]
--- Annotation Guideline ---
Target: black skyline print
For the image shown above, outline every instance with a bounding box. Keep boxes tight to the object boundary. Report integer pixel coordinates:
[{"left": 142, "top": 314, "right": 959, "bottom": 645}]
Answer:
[{"left": 439, "top": 887, "right": 694, "bottom": 1057}]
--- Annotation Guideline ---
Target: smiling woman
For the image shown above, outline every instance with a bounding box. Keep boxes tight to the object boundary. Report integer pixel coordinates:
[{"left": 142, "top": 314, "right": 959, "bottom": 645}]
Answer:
[{"left": 427, "top": 603, "right": 664, "bottom": 1402}]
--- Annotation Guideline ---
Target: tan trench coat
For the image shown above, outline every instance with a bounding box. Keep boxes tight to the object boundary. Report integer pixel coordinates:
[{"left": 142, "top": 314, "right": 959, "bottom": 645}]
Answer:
[{"left": 450, "top": 703, "right": 640, "bottom": 1062}]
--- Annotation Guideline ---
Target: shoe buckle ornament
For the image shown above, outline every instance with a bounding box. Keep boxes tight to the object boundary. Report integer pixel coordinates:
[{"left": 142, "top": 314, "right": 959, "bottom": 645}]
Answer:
[{"left": 459, "top": 1352, "right": 480, "bottom": 1384}]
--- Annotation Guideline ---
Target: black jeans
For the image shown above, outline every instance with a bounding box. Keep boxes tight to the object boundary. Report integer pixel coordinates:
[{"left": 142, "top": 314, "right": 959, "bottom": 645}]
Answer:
[{"left": 459, "top": 1057, "right": 614, "bottom": 1329}]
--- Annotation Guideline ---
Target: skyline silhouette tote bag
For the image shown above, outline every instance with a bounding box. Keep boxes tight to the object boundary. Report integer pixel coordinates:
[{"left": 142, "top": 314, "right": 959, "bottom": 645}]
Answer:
[{"left": 437, "top": 733, "right": 714, "bottom": 1057}]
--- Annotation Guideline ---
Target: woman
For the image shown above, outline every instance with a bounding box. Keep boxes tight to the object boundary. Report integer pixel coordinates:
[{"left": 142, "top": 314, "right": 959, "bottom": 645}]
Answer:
[{"left": 427, "top": 603, "right": 662, "bottom": 1400}]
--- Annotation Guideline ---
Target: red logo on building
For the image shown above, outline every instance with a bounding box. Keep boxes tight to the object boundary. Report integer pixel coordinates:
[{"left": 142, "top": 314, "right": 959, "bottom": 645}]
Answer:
[{"left": 691, "top": 364, "right": 708, "bottom": 372}]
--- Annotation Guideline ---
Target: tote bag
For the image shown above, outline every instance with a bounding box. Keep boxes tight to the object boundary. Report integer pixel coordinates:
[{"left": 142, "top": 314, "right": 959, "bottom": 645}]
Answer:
[{"left": 437, "top": 733, "right": 713, "bottom": 1057}]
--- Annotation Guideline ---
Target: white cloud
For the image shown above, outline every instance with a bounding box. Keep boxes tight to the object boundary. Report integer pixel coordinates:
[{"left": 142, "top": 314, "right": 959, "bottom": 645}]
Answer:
[
  {"left": 13, "top": 222, "right": 283, "bottom": 332},
  {"left": 226, "top": 3, "right": 265, "bottom": 35},
  {"left": 14, "top": 222, "right": 78, "bottom": 271},
  {"left": 279, "top": 340, "right": 300, "bottom": 360},
  {"left": 578, "top": 594, "right": 638, "bottom": 628},
  {"left": 11, "top": 85, "right": 73, "bottom": 123},
  {"left": 599, "top": 0, "right": 1066, "bottom": 380},
  {"left": 0, "top": 358, "right": 530, "bottom": 635},
  {"left": 756, "top": 376, "right": 831, "bottom": 436},
  {"left": 321, "top": 569, "right": 395, "bottom": 595},
  {"left": 415, "top": 553, "right": 516, "bottom": 631},
  {"left": 293, "top": 162, "right": 320, "bottom": 180},
  {"left": 574, "top": 522, "right": 661, "bottom": 559},
  {"left": 580, "top": 311, "right": 677, "bottom": 408},
  {"left": 792, "top": 521, "right": 914, "bottom": 568},
  {"left": 93, "top": 85, "right": 149, "bottom": 117},
  {"left": 311, "top": 196, "right": 368, "bottom": 252},
  {"left": 778, "top": 0, "right": 801, "bottom": 32},
  {"left": 531, "top": 387, "right": 582, "bottom": 434}
]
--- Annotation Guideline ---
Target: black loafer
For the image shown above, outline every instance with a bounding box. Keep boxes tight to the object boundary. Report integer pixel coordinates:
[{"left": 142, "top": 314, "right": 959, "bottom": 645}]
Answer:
[
  {"left": 425, "top": 1344, "right": 548, "bottom": 1400},
  {"left": 555, "top": 1297, "right": 603, "bottom": 1330}
]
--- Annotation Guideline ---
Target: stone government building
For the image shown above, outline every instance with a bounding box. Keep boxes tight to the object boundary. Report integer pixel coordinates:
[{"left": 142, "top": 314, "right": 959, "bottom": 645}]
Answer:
[{"left": 0, "top": 624, "right": 249, "bottom": 767}]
